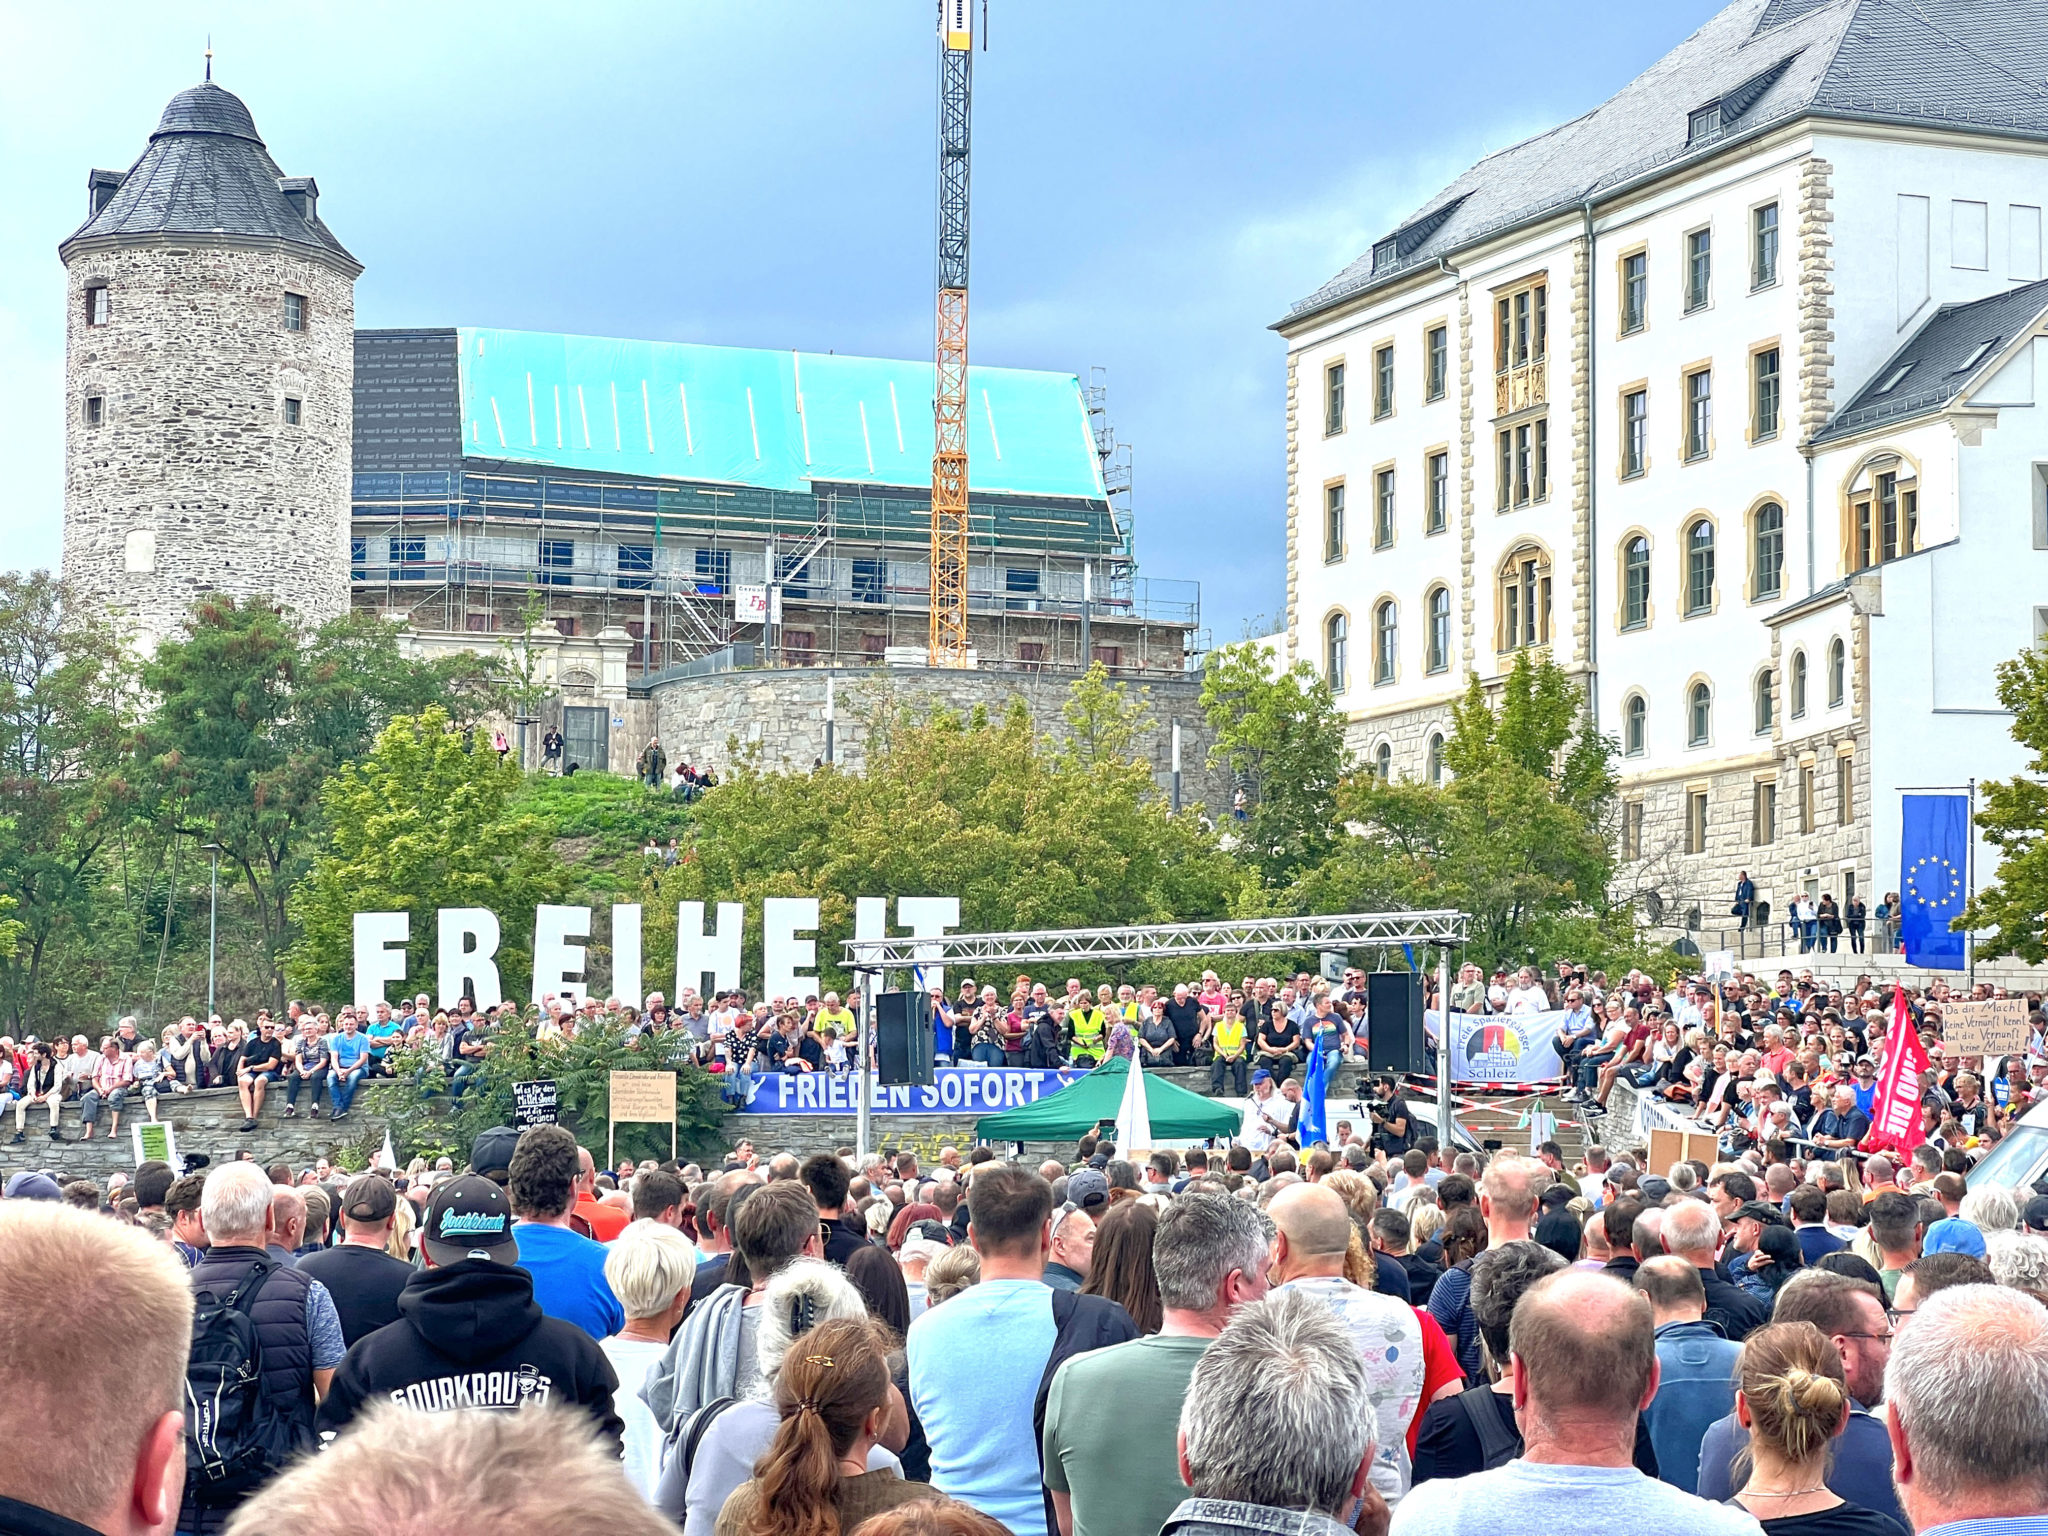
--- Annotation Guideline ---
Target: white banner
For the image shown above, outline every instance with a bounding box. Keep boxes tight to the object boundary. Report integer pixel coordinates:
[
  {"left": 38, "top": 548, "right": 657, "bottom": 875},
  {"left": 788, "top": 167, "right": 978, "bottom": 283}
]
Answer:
[{"left": 1424, "top": 1009, "right": 1567, "bottom": 1085}]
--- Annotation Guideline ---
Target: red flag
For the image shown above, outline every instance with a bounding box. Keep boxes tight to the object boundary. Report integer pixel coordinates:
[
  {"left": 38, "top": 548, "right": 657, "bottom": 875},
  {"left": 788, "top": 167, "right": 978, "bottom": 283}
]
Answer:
[{"left": 1860, "top": 989, "right": 1928, "bottom": 1156}]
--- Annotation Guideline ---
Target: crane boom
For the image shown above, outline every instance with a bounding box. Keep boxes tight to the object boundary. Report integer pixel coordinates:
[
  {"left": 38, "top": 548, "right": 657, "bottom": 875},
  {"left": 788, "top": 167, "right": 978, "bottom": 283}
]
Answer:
[{"left": 929, "top": 0, "right": 973, "bottom": 666}]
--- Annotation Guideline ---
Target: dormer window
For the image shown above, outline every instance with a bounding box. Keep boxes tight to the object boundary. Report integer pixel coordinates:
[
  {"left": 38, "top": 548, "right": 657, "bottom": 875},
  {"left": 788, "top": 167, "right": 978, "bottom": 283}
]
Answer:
[
  {"left": 1688, "top": 103, "right": 1722, "bottom": 142},
  {"left": 85, "top": 284, "right": 110, "bottom": 327}
]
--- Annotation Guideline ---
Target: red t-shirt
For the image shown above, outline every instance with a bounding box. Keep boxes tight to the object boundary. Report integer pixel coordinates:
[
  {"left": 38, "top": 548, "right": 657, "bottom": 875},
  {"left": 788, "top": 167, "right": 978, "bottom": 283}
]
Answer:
[
  {"left": 575, "top": 1195, "right": 630, "bottom": 1242},
  {"left": 1408, "top": 1307, "right": 1464, "bottom": 1458}
]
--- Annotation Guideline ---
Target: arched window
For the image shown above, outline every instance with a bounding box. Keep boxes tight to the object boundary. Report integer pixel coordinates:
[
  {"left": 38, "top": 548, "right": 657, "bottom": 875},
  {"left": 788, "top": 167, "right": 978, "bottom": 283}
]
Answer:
[
  {"left": 1624, "top": 693, "right": 1647, "bottom": 757},
  {"left": 1375, "top": 741, "right": 1393, "bottom": 781},
  {"left": 1752, "top": 502, "right": 1784, "bottom": 601},
  {"left": 1827, "top": 638, "right": 1846, "bottom": 707},
  {"left": 1425, "top": 586, "right": 1450, "bottom": 673},
  {"left": 1845, "top": 456, "right": 1919, "bottom": 573},
  {"left": 1754, "top": 670, "right": 1775, "bottom": 734},
  {"left": 1684, "top": 518, "right": 1716, "bottom": 615},
  {"left": 1374, "top": 599, "right": 1398, "bottom": 685},
  {"left": 1790, "top": 649, "right": 1808, "bottom": 717},
  {"left": 1688, "top": 680, "right": 1713, "bottom": 745},
  {"left": 1497, "top": 544, "right": 1552, "bottom": 653},
  {"left": 1621, "top": 535, "right": 1650, "bottom": 630},
  {"left": 1426, "top": 731, "right": 1445, "bottom": 785},
  {"left": 1324, "top": 612, "right": 1348, "bottom": 694}
]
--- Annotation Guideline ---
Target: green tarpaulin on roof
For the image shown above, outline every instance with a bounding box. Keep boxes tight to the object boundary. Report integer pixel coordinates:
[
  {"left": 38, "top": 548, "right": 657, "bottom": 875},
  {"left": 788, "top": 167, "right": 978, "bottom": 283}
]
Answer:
[{"left": 975, "top": 1056, "right": 1241, "bottom": 1142}]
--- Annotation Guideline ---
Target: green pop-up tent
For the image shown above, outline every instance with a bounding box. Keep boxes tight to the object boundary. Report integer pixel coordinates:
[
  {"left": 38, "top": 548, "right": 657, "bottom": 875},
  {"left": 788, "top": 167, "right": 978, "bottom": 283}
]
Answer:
[{"left": 975, "top": 1056, "right": 1241, "bottom": 1142}]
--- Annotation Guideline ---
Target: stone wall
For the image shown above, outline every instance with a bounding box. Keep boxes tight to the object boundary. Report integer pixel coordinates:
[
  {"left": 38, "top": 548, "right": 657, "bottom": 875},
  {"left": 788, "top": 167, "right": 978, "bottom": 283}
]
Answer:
[
  {"left": 1342, "top": 697, "right": 1458, "bottom": 784},
  {"left": 63, "top": 237, "right": 355, "bottom": 644},
  {"left": 649, "top": 664, "right": 1236, "bottom": 812},
  {"left": 0, "top": 1087, "right": 385, "bottom": 1185}
]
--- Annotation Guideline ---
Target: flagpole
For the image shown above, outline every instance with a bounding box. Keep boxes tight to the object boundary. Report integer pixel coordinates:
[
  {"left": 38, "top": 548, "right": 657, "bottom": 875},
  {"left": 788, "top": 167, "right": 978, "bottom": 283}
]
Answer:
[{"left": 1966, "top": 778, "right": 1977, "bottom": 991}]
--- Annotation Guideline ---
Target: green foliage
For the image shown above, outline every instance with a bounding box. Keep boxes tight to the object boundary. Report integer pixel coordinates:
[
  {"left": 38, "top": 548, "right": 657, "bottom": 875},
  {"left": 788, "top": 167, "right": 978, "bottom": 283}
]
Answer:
[
  {"left": 1958, "top": 645, "right": 2048, "bottom": 963},
  {"left": 284, "top": 708, "right": 562, "bottom": 1004},
  {"left": 511, "top": 772, "right": 695, "bottom": 851},
  {"left": 369, "top": 1014, "right": 725, "bottom": 1165},
  {"left": 1199, "top": 641, "right": 1350, "bottom": 883},
  {"left": 667, "top": 677, "right": 1246, "bottom": 994}
]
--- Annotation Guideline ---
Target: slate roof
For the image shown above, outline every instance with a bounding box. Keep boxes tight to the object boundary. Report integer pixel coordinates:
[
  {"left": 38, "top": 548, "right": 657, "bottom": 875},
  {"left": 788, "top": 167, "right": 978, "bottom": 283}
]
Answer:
[
  {"left": 1285, "top": 0, "right": 2048, "bottom": 327},
  {"left": 1810, "top": 276, "right": 2048, "bottom": 444},
  {"left": 59, "top": 82, "right": 359, "bottom": 273}
]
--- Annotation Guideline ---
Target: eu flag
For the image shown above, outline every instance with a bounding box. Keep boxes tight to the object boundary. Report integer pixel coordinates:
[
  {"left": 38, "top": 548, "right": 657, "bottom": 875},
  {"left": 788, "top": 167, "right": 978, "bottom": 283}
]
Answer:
[
  {"left": 1900, "top": 794, "right": 1968, "bottom": 970},
  {"left": 1299, "top": 1040, "right": 1330, "bottom": 1146}
]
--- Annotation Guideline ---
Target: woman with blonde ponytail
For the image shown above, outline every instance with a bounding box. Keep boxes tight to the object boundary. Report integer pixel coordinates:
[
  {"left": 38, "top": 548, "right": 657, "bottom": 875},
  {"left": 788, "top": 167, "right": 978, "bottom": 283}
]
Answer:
[
  {"left": 717, "top": 1318, "right": 936, "bottom": 1536},
  {"left": 1729, "top": 1321, "right": 1907, "bottom": 1536}
]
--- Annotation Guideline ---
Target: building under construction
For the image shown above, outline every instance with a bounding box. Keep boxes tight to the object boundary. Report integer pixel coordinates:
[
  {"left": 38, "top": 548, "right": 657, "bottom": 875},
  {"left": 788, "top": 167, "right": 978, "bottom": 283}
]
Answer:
[{"left": 349, "top": 327, "right": 1198, "bottom": 686}]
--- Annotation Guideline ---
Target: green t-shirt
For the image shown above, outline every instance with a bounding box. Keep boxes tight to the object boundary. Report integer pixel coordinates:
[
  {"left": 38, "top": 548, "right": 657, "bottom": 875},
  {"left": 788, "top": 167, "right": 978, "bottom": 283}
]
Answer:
[{"left": 1042, "top": 1333, "right": 1211, "bottom": 1536}]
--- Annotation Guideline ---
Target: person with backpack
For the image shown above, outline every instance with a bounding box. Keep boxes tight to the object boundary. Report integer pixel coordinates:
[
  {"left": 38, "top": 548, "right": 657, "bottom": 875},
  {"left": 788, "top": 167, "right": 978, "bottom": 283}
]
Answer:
[
  {"left": 180, "top": 1162, "right": 345, "bottom": 1534},
  {"left": 315, "top": 1173, "right": 622, "bottom": 1452}
]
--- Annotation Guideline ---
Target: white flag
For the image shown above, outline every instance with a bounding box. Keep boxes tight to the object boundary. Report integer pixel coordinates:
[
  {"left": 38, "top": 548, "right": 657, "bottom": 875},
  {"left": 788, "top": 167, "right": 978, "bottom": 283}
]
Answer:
[{"left": 1115, "top": 1056, "right": 1152, "bottom": 1153}]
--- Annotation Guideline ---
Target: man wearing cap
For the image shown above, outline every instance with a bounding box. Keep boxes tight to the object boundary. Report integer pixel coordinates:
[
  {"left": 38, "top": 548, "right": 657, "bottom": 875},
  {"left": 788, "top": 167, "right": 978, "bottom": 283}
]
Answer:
[
  {"left": 317, "top": 1173, "right": 622, "bottom": 1450},
  {"left": 1046, "top": 1172, "right": 1108, "bottom": 1291},
  {"left": 297, "top": 1174, "right": 415, "bottom": 1346}
]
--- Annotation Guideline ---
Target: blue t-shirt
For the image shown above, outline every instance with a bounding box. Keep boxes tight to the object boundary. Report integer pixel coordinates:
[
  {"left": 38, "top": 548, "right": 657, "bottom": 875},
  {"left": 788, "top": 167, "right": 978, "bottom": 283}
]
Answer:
[
  {"left": 365, "top": 1020, "right": 401, "bottom": 1057},
  {"left": 513, "top": 1221, "right": 623, "bottom": 1340},
  {"left": 330, "top": 1032, "right": 371, "bottom": 1072},
  {"left": 907, "top": 1277, "right": 1058, "bottom": 1536}
]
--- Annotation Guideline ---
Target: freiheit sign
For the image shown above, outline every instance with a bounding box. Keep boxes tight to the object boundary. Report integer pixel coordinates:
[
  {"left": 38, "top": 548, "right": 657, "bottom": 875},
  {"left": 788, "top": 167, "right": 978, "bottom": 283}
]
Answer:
[{"left": 350, "top": 896, "right": 960, "bottom": 1010}]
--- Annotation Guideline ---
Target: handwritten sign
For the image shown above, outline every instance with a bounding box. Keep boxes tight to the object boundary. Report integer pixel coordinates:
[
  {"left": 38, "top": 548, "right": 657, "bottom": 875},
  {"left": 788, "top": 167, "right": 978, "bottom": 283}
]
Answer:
[
  {"left": 512, "top": 1079, "right": 559, "bottom": 1128},
  {"left": 1938, "top": 998, "right": 2030, "bottom": 1058},
  {"left": 608, "top": 1069, "right": 678, "bottom": 1166}
]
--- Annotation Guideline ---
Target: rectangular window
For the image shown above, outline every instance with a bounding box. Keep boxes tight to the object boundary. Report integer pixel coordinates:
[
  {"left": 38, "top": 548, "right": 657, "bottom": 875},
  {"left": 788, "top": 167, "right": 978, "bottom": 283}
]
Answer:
[
  {"left": 283, "top": 292, "right": 306, "bottom": 332},
  {"left": 1092, "top": 644, "right": 1123, "bottom": 670},
  {"left": 1324, "top": 483, "right": 1346, "bottom": 563},
  {"left": 1017, "top": 640, "right": 1046, "bottom": 669},
  {"left": 1685, "top": 367, "right": 1713, "bottom": 460},
  {"left": 1374, "top": 468, "right": 1396, "bottom": 548},
  {"left": 282, "top": 396, "right": 302, "bottom": 426},
  {"left": 1496, "top": 281, "right": 1548, "bottom": 369},
  {"left": 1621, "top": 800, "right": 1644, "bottom": 861},
  {"left": 1752, "top": 780, "right": 1777, "bottom": 846},
  {"left": 1686, "top": 789, "right": 1709, "bottom": 855},
  {"left": 784, "top": 630, "right": 817, "bottom": 664},
  {"left": 1498, "top": 421, "right": 1548, "bottom": 507},
  {"left": 554, "top": 616, "right": 579, "bottom": 638},
  {"left": 1753, "top": 348, "right": 1781, "bottom": 440},
  {"left": 1800, "top": 763, "right": 1816, "bottom": 834},
  {"left": 394, "top": 536, "right": 426, "bottom": 579},
  {"left": 1373, "top": 344, "right": 1395, "bottom": 419},
  {"left": 350, "top": 537, "right": 367, "bottom": 580},
  {"left": 617, "top": 543, "right": 654, "bottom": 590},
  {"left": 1004, "top": 566, "right": 1041, "bottom": 611},
  {"left": 1837, "top": 752, "right": 1854, "bottom": 825},
  {"left": 851, "top": 557, "right": 887, "bottom": 604},
  {"left": 85, "top": 285, "right": 110, "bottom": 326},
  {"left": 1621, "top": 252, "right": 1647, "bottom": 334},
  {"left": 1753, "top": 203, "right": 1780, "bottom": 288},
  {"left": 861, "top": 632, "right": 887, "bottom": 657},
  {"left": 538, "top": 538, "right": 575, "bottom": 586},
  {"left": 83, "top": 395, "right": 104, "bottom": 428},
  {"left": 1426, "top": 451, "right": 1449, "bottom": 534},
  {"left": 777, "top": 553, "right": 813, "bottom": 601},
  {"left": 1326, "top": 362, "right": 1346, "bottom": 435},
  {"left": 694, "top": 547, "right": 732, "bottom": 592},
  {"left": 464, "top": 612, "right": 492, "bottom": 633},
  {"left": 1426, "top": 326, "right": 1449, "bottom": 401},
  {"left": 1623, "top": 389, "right": 1648, "bottom": 477},
  {"left": 1686, "top": 229, "right": 1712, "bottom": 311}
]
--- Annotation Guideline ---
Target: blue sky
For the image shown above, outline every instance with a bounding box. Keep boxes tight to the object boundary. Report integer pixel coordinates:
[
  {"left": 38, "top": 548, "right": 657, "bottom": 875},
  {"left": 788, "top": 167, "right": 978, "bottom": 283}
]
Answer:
[{"left": 0, "top": 0, "right": 1724, "bottom": 643}]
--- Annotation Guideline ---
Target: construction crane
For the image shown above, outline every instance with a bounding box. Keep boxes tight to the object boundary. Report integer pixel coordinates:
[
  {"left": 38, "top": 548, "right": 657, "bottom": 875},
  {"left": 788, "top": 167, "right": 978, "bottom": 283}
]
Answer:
[{"left": 928, "top": 0, "right": 975, "bottom": 666}]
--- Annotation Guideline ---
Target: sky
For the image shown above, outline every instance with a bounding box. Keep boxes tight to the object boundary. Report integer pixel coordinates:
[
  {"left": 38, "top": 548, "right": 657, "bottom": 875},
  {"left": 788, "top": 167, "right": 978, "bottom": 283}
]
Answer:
[{"left": 0, "top": 0, "right": 1727, "bottom": 645}]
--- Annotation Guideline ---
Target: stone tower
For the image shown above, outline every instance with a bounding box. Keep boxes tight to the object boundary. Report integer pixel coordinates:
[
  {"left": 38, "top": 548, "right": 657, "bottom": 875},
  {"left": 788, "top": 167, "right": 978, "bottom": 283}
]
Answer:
[{"left": 59, "top": 80, "right": 360, "bottom": 646}]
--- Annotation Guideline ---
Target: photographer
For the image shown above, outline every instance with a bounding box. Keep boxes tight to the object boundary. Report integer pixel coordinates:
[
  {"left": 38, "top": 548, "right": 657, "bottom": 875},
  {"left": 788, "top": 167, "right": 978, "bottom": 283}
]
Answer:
[{"left": 1369, "top": 1076, "right": 1415, "bottom": 1158}]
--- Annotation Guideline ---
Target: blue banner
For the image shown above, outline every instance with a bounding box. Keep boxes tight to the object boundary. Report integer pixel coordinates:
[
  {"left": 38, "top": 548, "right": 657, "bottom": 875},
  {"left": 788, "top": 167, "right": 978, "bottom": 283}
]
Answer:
[
  {"left": 731, "top": 1065, "right": 1088, "bottom": 1115},
  {"left": 1900, "top": 794, "right": 1968, "bottom": 970}
]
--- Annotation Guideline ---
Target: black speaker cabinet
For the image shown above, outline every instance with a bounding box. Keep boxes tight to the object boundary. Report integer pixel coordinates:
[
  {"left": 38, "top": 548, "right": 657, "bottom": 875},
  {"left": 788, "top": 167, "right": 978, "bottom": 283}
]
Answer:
[
  {"left": 1366, "top": 971, "right": 1426, "bottom": 1074},
  {"left": 874, "top": 989, "right": 935, "bottom": 1086}
]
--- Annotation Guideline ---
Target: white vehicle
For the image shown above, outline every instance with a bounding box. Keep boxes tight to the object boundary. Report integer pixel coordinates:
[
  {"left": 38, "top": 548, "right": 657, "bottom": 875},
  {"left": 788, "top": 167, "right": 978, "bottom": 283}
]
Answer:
[{"left": 1966, "top": 1097, "right": 2048, "bottom": 1196}]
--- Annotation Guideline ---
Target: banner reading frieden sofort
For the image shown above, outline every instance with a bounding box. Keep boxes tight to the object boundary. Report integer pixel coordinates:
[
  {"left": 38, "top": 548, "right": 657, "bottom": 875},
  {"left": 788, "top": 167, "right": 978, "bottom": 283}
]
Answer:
[{"left": 733, "top": 1065, "right": 1087, "bottom": 1115}]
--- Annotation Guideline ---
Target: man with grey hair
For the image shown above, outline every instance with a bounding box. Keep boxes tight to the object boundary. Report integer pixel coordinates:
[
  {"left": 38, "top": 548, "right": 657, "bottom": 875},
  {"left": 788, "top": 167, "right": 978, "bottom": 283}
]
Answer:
[
  {"left": 1045, "top": 1194, "right": 1276, "bottom": 1536},
  {"left": 1165, "top": 1288, "right": 1383, "bottom": 1536},
  {"left": 1885, "top": 1283, "right": 2048, "bottom": 1531}
]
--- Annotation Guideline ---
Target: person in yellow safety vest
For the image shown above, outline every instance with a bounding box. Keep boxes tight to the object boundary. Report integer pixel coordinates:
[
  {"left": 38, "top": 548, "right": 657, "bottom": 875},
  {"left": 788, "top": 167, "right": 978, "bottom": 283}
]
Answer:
[
  {"left": 1067, "top": 999, "right": 1108, "bottom": 1066},
  {"left": 1209, "top": 1006, "right": 1250, "bottom": 1097}
]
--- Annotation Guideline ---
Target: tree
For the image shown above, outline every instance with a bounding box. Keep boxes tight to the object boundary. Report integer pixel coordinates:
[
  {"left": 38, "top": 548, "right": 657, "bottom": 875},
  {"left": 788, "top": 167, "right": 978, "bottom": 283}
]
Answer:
[
  {"left": 285, "top": 708, "right": 561, "bottom": 1004},
  {"left": 1957, "top": 645, "right": 2048, "bottom": 963},
  {"left": 1199, "top": 641, "right": 1350, "bottom": 883}
]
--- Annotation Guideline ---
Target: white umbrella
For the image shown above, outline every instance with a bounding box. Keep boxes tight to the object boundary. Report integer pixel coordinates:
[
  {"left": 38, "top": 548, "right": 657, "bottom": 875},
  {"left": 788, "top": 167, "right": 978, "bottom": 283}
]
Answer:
[{"left": 1115, "top": 1054, "right": 1153, "bottom": 1153}]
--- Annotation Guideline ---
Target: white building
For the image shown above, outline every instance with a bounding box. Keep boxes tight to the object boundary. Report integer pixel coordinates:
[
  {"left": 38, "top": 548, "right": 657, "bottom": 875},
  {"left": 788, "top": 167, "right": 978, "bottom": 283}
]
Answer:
[{"left": 1277, "top": 0, "right": 2048, "bottom": 948}]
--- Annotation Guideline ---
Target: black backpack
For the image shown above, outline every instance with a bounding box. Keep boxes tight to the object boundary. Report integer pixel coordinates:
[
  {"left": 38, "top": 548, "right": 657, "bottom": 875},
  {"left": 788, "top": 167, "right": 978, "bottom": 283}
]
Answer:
[
  {"left": 184, "top": 1259, "right": 303, "bottom": 1501},
  {"left": 1454, "top": 1385, "right": 1522, "bottom": 1470}
]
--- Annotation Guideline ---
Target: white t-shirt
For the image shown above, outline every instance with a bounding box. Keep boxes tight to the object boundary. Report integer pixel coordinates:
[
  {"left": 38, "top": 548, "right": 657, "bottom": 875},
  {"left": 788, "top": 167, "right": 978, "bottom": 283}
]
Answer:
[
  {"left": 1505, "top": 985, "right": 1550, "bottom": 1017},
  {"left": 599, "top": 1334, "right": 670, "bottom": 1502}
]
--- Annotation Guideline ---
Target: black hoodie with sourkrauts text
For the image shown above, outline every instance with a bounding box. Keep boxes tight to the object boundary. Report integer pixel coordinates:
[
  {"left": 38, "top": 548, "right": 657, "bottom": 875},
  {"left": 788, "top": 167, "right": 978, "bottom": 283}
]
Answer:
[{"left": 316, "top": 1256, "right": 622, "bottom": 1450}]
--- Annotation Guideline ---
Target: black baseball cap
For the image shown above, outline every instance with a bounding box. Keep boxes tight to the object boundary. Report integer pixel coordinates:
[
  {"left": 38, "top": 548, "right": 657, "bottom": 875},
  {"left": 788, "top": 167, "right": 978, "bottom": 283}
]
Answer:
[
  {"left": 342, "top": 1173, "right": 397, "bottom": 1224},
  {"left": 421, "top": 1174, "right": 518, "bottom": 1266},
  {"left": 2024, "top": 1193, "right": 2048, "bottom": 1234},
  {"left": 1734, "top": 1200, "right": 1787, "bottom": 1228},
  {"left": 470, "top": 1125, "right": 521, "bottom": 1184}
]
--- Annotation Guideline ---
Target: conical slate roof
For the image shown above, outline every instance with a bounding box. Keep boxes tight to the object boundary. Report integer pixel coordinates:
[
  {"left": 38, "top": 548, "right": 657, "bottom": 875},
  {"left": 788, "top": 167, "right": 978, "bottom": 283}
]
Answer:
[{"left": 59, "top": 81, "right": 359, "bottom": 273}]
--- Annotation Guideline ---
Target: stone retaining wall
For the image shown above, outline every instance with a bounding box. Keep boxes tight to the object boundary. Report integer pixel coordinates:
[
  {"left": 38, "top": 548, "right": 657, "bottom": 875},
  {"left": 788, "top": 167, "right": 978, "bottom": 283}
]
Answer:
[{"left": 0, "top": 1087, "right": 385, "bottom": 1184}]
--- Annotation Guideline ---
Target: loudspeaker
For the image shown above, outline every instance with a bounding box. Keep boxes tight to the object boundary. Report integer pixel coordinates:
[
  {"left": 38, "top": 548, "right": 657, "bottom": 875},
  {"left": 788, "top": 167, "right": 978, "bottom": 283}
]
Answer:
[
  {"left": 875, "top": 990, "right": 935, "bottom": 1087},
  {"left": 1366, "top": 972, "right": 1426, "bottom": 1074}
]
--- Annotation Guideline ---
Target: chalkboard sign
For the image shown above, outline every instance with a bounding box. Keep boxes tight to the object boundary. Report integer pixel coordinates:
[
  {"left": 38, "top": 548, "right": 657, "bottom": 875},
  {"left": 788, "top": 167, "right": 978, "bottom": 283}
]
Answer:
[{"left": 513, "top": 1079, "right": 559, "bottom": 1127}]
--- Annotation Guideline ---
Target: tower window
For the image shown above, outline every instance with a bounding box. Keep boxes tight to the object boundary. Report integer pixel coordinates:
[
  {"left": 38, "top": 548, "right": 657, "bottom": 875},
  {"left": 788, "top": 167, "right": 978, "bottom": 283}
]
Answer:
[
  {"left": 283, "top": 292, "right": 307, "bottom": 332},
  {"left": 85, "top": 285, "right": 110, "bottom": 327},
  {"left": 283, "top": 397, "right": 302, "bottom": 426},
  {"left": 83, "top": 395, "right": 104, "bottom": 428}
]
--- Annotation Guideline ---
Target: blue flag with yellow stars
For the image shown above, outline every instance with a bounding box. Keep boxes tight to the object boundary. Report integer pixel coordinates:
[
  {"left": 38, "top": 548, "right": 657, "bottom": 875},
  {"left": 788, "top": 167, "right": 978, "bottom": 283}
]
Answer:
[{"left": 1900, "top": 794, "right": 1968, "bottom": 970}]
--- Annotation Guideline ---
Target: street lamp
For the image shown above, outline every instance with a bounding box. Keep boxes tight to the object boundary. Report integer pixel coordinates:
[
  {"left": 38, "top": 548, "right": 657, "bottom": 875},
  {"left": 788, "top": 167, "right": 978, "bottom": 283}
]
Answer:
[{"left": 202, "top": 843, "right": 223, "bottom": 1018}]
